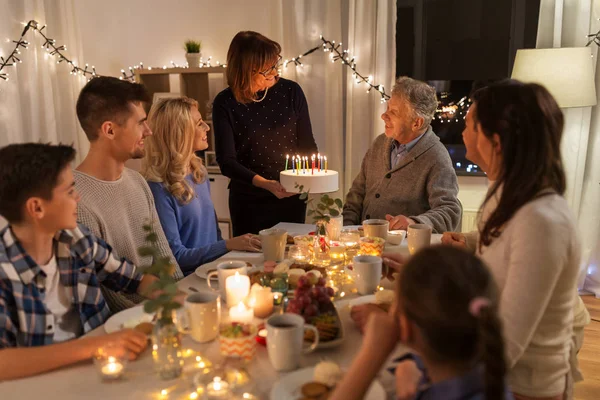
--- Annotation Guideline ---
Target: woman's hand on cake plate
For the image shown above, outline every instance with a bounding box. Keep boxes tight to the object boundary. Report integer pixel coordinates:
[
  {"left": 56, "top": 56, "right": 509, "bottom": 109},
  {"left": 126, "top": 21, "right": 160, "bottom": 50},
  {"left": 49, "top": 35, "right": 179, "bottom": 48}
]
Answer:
[
  {"left": 226, "top": 234, "right": 262, "bottom": 252},
  {"left": 252, "top": 175, "right": 295, "bottom": 199}
]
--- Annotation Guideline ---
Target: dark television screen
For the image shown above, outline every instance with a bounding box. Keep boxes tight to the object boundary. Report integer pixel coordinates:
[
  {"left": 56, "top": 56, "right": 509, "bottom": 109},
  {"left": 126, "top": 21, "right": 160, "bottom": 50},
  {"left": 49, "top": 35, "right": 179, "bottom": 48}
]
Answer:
[{"left": 428, "top": 80, "right": 485, "bottom": 176}]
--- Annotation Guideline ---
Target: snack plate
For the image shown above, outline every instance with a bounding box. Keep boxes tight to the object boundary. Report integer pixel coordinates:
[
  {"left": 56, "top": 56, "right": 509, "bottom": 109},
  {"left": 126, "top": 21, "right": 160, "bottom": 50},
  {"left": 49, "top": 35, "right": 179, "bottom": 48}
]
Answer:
[
  {"left": 307, "top": 302, "right": 345, "bottom": 350},
  {"left": 270, "top": 366, "right": 385, "bottom": 400},
  {"left": 104, "top": 305, "right": 154, "bottom": 334}
]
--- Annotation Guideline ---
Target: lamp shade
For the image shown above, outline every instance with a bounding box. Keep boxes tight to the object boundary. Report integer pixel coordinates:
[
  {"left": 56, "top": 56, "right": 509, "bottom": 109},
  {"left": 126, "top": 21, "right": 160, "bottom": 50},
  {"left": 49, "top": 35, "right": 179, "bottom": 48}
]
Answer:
[{"left": 511, "top": 47, "right": 597, "bottom": 108}]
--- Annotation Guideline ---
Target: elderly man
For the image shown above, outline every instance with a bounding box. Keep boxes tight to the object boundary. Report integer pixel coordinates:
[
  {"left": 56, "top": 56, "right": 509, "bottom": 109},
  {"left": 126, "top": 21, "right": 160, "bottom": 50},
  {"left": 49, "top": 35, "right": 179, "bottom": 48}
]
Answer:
[{"left": 343, "top": 76, "right": 461, "bottom": 233}]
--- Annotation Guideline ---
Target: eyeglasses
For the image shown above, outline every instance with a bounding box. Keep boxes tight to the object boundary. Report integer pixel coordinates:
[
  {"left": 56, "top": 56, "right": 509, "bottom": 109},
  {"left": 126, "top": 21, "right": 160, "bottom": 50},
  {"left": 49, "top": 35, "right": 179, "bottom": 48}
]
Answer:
[{"left": 257, "top": 55, "right": 282, "bottom": 77}]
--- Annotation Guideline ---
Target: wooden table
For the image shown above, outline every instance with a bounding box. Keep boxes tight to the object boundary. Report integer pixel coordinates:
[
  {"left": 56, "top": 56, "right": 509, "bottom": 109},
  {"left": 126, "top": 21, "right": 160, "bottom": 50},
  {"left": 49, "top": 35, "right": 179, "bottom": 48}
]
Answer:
[{"left": 2, "top": 223, "right": 441, "bottom": 400}]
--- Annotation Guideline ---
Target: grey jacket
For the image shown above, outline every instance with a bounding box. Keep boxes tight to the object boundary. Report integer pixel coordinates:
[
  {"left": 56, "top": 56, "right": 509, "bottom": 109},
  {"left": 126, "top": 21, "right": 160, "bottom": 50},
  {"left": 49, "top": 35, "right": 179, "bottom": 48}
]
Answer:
[{"left": 343, "top": 128, "right": 461, "bottom": 233}]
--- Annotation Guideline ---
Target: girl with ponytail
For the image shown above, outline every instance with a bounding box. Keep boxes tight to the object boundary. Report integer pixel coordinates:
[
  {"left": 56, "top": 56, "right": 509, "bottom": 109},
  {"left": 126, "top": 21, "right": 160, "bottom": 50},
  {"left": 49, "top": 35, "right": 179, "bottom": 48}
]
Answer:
[{"left": 331, "top": 246, "right": 513, "bottom": 400}]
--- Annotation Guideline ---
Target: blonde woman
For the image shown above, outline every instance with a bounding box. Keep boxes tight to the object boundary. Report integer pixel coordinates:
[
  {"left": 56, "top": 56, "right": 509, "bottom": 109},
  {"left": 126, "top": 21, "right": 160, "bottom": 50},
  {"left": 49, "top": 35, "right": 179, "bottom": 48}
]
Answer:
[{"left": 143, "top": 97, "right": 261, "bottom": 276}]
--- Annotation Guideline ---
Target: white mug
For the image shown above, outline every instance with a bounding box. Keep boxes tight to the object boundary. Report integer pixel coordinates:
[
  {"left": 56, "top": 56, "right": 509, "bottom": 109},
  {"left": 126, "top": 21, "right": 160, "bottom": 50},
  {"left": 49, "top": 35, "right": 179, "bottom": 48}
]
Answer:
[
  {"left": 362, "top": 219, "right": 389, "bottom": 241},
  {"left": 407, "top": 224, "right": 432, "bottom": 255},
  {"left": 353, "top": 255, "right": 382, "bottom": 295},
  {"left": 259, "top": 228, "right": 287, "bottom": 262},
  {"left": 207, "top": 261, "right": 248, "bottom": 301},
  {"left": 266, "top": 314, "right": 319, "bottom": 372},
  {"left": 175, "top": 291, "right": 221, "bottom": 343}
]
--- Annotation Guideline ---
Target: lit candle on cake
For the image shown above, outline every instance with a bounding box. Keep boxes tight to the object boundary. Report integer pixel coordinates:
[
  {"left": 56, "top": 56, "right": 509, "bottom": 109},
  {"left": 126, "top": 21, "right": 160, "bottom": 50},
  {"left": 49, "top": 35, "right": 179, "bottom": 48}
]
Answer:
[
  {"left": 312, "top": 154, "right": 315, "bottom": 175},
  {"left": 229, "top": 301, "right": 254, "bottom": 323},
  {"left": 225, "top": 272, "right": 250, "bottom": 306},
  {"left": 285, "top": 154, "right": 289, "bottom": 171},
  {"left": 317, "top": 153, "right": 321, "bottom": 171},
  {"left": 324, "top": 156, "right": 328, "bottom": 173},
  {"left": 292, "top": 156, "right": 295, "bottom": 172}
]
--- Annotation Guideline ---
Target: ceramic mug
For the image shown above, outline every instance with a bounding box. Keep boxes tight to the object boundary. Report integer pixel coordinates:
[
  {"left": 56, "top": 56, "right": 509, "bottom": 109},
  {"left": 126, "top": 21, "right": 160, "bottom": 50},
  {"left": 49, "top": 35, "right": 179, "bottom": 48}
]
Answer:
[
  {"left": 266, "top": 314, "right": 319, "bottom": 371},
  {"left": 259, "top": 228, "right": 287, "bottom": 262},
  {"left": 352, "top": 255, "right": 382, "bottom": 295},
  {"left": 407, "top": 224, "right": 432, "bottom": 255},
  {"left": 207, "top": 261, "right": 248, "bottom": 301},
  {"left": 362, "top": 219, "right": 389, "bottom": 241},
  {"left": 175, "top": 291, "right": 221, "bottom": 343}
]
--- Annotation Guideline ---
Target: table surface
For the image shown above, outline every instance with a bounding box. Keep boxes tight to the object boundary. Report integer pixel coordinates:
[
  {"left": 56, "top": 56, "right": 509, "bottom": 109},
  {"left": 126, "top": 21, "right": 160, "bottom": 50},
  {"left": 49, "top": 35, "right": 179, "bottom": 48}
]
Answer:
[{"left": 2, "top": 223, "right": 441, "bottom": 400}]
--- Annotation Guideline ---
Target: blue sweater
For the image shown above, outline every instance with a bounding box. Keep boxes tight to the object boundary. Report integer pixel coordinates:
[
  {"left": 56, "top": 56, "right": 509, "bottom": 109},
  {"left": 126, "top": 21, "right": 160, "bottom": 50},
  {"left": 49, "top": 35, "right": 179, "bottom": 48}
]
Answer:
[{"left": 147, "top": 175, "right": 228, "bottom": 276}]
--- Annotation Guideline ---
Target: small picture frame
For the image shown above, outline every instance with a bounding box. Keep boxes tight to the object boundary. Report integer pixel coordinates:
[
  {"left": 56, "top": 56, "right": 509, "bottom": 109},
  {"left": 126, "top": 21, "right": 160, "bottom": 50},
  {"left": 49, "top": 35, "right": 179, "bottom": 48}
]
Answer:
[{"left": 205, "top": 151, "right": 221, "bottom": 173}]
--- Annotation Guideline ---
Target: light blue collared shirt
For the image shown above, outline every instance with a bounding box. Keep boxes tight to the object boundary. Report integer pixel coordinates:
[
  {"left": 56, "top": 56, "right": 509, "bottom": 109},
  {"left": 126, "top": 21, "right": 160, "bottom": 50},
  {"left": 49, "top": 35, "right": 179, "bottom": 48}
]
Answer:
[{"left": 390, "top": 131, "right": 425, "bottom": 169}]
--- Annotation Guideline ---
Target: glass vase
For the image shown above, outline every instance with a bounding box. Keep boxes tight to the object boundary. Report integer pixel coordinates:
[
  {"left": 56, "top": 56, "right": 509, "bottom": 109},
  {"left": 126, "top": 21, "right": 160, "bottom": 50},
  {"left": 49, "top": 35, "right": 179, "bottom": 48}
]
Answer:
[
  {"left": 151, "top": 310, "right": 184, "bottom": 380},
  {"left": 313, "top": 220, "right": 331, "bottom": 266}
]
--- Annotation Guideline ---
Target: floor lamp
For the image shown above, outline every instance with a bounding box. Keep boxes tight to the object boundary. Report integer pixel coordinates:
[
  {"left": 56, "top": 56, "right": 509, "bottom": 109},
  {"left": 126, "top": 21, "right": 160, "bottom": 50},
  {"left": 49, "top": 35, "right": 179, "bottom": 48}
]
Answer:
[{"left": 512, "top": 47, "right": 597, "bottom": 293}]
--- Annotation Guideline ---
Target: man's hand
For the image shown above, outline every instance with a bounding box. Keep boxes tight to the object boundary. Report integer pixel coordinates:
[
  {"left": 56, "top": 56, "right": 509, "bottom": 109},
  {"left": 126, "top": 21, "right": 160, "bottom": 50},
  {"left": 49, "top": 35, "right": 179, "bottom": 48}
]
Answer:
[
  {"left": 350, "top": 304, "right": 386, "bottom": 334},
  {"left": 441, "top": 232, "right": 467, "bottom": 248},
  {"left": 385, "top": 214, "right": 415, "bottom": 230}
]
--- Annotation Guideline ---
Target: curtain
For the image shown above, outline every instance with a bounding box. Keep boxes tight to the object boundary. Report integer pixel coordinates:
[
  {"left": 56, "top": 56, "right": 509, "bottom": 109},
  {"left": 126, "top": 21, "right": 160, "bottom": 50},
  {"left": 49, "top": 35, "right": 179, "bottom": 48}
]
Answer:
[
  {"left": 0, "top": 0, "right": 89, "bottom": 162},
  {"left": 278, "top": 0, "right": 396, "bottom": 201},
  {"left": 536, "top": 0, "right": 600, "bottom": 295},
  {"left": 344, "top": 0, "right": 397, "bottom": 194}
]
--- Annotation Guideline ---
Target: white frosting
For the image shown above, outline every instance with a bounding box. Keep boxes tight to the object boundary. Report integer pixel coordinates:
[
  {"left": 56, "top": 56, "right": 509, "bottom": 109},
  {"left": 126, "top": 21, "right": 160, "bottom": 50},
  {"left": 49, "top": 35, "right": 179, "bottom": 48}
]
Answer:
[
  {"left": 280, "top": 170, "right": 339, "bottom": 194},
  {"left": 314, "top": 361, "right": 344, "bottom": 387}
]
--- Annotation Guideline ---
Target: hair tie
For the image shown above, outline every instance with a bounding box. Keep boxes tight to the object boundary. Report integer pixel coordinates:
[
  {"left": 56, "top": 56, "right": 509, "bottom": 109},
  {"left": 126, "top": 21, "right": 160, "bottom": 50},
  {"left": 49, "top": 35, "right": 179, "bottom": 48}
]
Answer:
[{"left": 469, "top": 297, "right": 491, "bottom": 317}]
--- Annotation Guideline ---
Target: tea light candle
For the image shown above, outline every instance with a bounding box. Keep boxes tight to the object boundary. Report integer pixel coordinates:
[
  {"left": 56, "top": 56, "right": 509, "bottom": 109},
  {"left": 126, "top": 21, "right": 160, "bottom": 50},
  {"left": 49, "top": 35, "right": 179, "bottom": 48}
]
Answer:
[
  {"left": 206, "top": 376, "right": 230, "bottom": 398},
  {"left": 248, "top": 287, "right": 274, "bottom": 318},
  {"left": 225, "top": 272, "right": 250, "bottom": 306},
  {"left": 256, "top": 327, "right": 267, "bottom": 346},
  {"left": 329, "top": 241, "right": 346, "bottom": 260},
  {"left": 101, "top": 357, "right": 124, "bottom": 379},
  {"left": 229, "top": 302, "right": 254, "bottom": 324}
]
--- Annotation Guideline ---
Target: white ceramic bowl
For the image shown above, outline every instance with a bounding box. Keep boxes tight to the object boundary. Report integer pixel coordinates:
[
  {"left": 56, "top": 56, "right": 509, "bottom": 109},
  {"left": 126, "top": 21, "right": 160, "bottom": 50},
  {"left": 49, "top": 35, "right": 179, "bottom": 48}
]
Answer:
[{"left": 386, "top": 230, "right": 406, "bottom": 245}]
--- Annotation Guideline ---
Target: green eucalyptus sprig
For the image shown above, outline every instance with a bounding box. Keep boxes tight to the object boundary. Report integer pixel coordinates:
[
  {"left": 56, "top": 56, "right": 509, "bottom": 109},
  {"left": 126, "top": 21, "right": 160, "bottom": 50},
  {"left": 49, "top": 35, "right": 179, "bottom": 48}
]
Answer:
[
  {"left": 138, "top": 222, "right": 181, "bottom": 322},
  {"left": 295, "top": 183, "right": 343, "bottom": 224},
  {"left": 184, "top": 40, "right": 202, "bottom": 53}
]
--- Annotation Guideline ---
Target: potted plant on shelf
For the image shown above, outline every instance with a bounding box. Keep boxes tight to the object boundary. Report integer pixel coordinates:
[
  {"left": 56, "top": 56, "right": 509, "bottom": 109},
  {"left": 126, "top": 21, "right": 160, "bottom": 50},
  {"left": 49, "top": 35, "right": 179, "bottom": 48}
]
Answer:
[
  {"left": 138, "top": 222, "right": 183, "bottom": 380},
  {"left": 184, "top": 39, "right": 202, "bottom": 68}
]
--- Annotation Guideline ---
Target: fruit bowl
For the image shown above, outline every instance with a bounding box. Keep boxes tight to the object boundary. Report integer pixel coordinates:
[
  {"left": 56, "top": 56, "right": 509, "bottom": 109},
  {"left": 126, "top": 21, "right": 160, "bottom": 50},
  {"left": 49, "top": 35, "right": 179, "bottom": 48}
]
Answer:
[{"left": 285, "top": 275, "right": 344, "bottom": 348}]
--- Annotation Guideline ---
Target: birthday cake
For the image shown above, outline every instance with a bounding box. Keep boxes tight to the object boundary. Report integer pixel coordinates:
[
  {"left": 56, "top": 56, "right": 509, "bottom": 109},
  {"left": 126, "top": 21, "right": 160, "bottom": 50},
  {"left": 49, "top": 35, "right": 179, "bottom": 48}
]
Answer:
[{"left": 280, "top": 170, "right": 339, "bottom": 194}]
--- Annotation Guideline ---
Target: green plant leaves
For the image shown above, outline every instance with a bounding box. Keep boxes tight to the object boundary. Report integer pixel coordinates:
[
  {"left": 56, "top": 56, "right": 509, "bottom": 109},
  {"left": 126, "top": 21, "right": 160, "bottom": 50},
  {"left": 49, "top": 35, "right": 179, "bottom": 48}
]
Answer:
[{"left": 335, "top": 198, "right": 343, "bottom": 209}]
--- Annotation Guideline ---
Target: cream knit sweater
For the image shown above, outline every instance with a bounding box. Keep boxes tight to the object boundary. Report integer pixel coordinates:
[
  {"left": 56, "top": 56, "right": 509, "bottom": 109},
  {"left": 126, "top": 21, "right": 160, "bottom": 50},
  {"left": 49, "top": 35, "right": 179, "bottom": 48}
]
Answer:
[
  {"left": 74, "top": 168, "right": 183, "bottom": 311},
  {"left": 472, "top": 189, "right": 584, "bottom": 397}
]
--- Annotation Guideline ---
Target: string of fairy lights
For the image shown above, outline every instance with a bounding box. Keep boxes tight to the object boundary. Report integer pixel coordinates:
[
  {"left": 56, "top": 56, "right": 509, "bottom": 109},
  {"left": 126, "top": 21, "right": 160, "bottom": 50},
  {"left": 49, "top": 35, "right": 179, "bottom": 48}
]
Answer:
[{"left": 2, "top": 20, "right": 471, "bottom": 122}]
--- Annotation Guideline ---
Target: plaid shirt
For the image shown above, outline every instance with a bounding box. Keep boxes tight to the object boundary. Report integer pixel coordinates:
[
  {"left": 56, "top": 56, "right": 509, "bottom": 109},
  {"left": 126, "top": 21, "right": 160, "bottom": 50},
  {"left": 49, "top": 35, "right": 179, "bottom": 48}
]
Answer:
[{"left": 0, "top": 224, "right": 143, "bottom": 348}]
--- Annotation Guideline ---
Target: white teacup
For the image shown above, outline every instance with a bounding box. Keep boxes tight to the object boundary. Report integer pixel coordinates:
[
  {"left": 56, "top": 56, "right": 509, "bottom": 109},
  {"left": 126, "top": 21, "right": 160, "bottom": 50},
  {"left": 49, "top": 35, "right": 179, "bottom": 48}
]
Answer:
[
  {"left": 362, "top": 219, "right": 389, "bottom": 241},
  {"left": 407, "top": 224, "right": 432, "bottom": 255},
  {"left": 259, "top": 228, "right": 287, "bottom": 262},
  {"left": 266, "top": 314, "right": 319, "bottom": 372},
  {"left": 353, "top": 255, "right": 382, "bottom": 295},
  {"left": 207, "top": 261, "right": 248, "bottom": 301},
  {"left": 175, "top": 291, "right": 221, "bottom": 343}
]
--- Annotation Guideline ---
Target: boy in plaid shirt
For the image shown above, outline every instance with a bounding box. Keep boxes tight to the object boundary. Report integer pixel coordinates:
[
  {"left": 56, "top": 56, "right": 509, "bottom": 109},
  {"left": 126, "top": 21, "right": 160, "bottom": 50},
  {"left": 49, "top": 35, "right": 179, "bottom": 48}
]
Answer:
[{"left": 0, "top": 143, "right": 168, "bottom": 380}]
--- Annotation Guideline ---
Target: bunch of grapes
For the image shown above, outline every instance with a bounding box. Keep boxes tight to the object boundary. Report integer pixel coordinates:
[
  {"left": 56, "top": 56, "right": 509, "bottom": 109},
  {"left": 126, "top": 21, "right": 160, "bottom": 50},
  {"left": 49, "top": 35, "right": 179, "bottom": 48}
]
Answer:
[{"left": 286, "top": 274, "right": 335, "bottom": 321}]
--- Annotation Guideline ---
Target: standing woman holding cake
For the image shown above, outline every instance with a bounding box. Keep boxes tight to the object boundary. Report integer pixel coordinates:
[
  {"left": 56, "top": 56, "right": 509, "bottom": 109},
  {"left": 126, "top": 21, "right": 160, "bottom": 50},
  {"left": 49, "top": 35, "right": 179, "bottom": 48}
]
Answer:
[{"left": 213, "top": 31, "right": 318, "bottom": 235}]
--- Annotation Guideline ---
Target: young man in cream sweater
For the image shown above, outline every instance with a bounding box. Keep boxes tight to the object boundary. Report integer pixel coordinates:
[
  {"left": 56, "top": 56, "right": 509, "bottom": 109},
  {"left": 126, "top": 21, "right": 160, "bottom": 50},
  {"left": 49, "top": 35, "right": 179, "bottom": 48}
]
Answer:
[{"left": 74, "top": 77, "right": 183, "bottom": 311}]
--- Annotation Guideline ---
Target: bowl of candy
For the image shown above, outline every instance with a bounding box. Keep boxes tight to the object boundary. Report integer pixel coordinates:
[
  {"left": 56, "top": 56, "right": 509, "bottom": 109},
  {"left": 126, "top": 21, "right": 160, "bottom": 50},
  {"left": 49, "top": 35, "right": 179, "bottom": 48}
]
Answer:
[{"left": 219, "top": 322, "right": 257, "bottom": 361}]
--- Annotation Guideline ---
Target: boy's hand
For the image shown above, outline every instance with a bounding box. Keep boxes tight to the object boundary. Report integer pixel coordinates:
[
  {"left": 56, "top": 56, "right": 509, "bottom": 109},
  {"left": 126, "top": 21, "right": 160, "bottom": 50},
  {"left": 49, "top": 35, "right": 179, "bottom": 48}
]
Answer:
[{"left": 100, "top": 329, "right": 148, "bottom": 360}]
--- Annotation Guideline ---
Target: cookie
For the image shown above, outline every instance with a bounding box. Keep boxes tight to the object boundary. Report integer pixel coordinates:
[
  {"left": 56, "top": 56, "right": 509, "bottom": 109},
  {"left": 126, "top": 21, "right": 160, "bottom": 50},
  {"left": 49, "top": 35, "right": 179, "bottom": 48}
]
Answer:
[
  {"left": 133, "top": 322, "right": 154, "bottom": 335},
  {"left": 301, "top": 382, "right": 329, "bottom": 398}
]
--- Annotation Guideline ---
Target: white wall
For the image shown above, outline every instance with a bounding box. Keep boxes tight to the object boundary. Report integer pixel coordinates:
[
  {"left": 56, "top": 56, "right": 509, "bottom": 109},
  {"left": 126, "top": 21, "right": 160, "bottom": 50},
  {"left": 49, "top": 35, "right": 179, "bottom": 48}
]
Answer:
[{"left": 74, "top": 0, "right": 283, "bottom": 78}]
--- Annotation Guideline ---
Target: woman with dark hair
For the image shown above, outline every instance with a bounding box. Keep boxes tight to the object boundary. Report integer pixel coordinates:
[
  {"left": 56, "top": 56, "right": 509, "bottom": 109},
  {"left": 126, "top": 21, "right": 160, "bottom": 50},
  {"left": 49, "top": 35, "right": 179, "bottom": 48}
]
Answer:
[
  {"left": 331, "top": 246, "right": 513, "bottom": 400},
  {"left": 213, "top": 31, "right": 318, "bottom": 235},
  {"left": 435, "top": 80, "right": 584, "bottom": 399}
]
